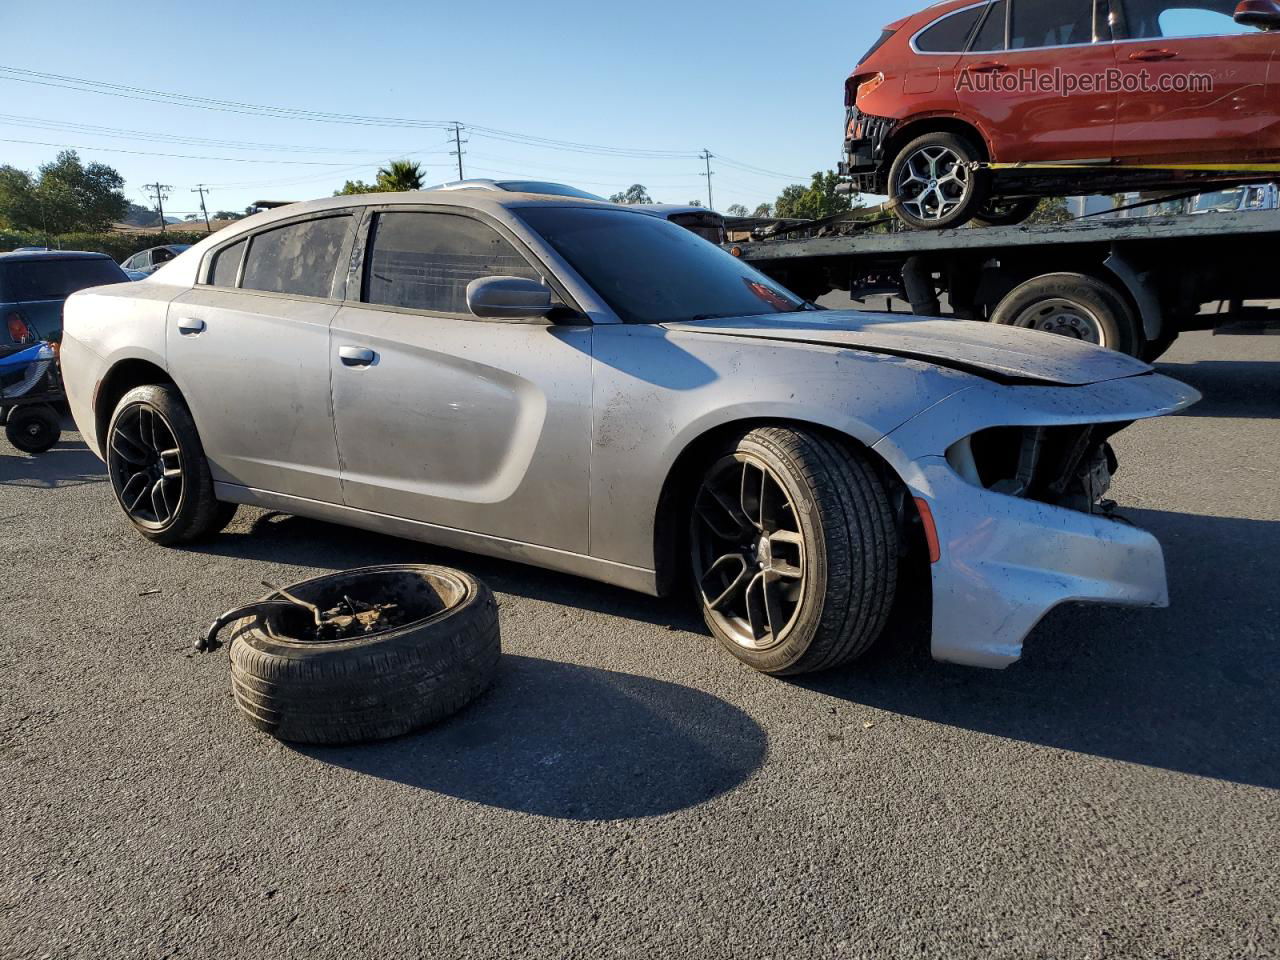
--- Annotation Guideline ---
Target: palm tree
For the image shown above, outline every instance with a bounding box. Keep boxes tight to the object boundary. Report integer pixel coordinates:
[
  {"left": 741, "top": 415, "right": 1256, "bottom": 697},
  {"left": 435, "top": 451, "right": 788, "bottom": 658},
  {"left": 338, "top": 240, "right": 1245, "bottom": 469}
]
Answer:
[{"left": 375, "top": 160, "right": 425, "bottom": 192}]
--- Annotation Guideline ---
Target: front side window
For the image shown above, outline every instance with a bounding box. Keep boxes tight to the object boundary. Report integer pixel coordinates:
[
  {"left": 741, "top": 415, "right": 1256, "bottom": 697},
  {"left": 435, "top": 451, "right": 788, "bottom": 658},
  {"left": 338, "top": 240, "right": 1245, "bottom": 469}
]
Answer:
[
  {"left": 1010, "top": 0, "right": 1096, "bottom": 48},
  {"left": 240, "top": 215, "right": 351, "bottom": 298},
  {"left": 916, "top": 5, "right": 986, "bottom": 52},
  {"left": 1119, "top": 0, "right": 1259, "bottom": 38},
  {"left": 518, "top": 206, "right": 805, "bottom": 325},
  {"left": 363, "top": 211, "right": 542, "bottom": 314}
]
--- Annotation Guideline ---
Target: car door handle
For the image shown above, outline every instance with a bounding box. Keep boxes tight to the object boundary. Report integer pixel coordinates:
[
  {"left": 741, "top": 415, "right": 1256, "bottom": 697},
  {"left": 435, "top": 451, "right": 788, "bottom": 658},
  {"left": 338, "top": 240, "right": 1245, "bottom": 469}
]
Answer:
[
  {"left": 1129, "top": 49, "right": 1178, "bottom": 62},
  {"left": 176, "top": 317, "right": 205, "bottom": 335},
  {"left": 338, "top": 346, "right": 377, "bottom": 367},
  {"left": 967, "top": 61, "right": 1006, "bottom": 74}
]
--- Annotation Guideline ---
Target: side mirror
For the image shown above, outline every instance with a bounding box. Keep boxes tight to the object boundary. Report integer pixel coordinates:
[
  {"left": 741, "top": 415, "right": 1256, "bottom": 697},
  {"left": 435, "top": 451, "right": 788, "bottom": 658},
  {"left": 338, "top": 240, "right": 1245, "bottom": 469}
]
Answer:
[
  {"left": 466, "top": 275, "right": 555, "bottom": 322},
  {"left": 1236, "top": 0, "right": 1280, "bottom": 28}
]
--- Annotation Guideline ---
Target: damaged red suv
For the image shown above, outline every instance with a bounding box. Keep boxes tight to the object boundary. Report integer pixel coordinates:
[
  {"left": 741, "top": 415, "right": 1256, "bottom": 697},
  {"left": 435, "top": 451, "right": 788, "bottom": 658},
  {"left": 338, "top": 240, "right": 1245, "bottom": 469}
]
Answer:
[{"left": 842, "top": 0, "right": 1280, "bottom": 229}]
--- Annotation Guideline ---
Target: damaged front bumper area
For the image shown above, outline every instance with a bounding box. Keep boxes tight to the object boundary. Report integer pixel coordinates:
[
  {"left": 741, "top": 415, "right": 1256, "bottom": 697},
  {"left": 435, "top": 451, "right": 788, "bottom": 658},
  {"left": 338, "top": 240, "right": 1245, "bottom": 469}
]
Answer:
[{"left": 875, "top": 372, "right": 1200, "bottom": 669}]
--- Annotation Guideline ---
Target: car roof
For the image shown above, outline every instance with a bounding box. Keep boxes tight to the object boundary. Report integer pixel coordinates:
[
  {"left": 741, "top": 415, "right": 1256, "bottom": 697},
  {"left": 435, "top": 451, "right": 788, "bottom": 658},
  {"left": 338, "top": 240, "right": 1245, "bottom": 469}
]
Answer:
[
  {"left": 0, "top": 250, "right": 115, "bottom": 263},
  {"left": 210, "top": 189, "right": 655, "bottom": 242}
]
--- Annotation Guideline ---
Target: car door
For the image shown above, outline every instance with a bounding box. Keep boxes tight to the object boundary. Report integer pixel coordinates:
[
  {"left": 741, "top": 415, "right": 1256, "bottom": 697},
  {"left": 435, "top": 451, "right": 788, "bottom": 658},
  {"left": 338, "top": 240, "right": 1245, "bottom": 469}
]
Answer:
[
  {"left": 955, "top": 0, "right": 1119, "bottom": 162},
  {"left": 328, "top": 206, "right": 592, "bottom": 554},
  {"left": 166, "top": 212, "right": 356, "bottom": 503},
  {"left": 1111, "top": 0, "right": 1279, "bottom": 162}
]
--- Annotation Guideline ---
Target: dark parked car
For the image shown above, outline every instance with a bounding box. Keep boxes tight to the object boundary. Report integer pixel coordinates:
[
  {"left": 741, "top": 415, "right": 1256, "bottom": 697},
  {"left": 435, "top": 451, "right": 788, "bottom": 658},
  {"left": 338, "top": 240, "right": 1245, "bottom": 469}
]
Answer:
[{"left": 0, "top": 251, "right": 129, "bottom": 348}]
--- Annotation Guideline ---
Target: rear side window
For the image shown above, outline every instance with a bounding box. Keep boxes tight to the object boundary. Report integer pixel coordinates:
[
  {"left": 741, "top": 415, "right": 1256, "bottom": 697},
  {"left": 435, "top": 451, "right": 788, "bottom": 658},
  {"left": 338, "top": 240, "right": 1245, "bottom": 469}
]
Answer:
[
  {"left": 1010, "top": 0, "right": 1096, "bottom": 48},
  {"left": 971, "top": 0, "right": 1008, "bottom": 50},
  {"left": 3, "top": 259, "right": 125, "bottom": 300},
  {"left": 240, "top": 215, "right": 351, "bottom": 298},
  {"left": 916, "top": 5, "right": 985, "bottom": 52},
  {"left": 207, "top": 239, "right": 246, "bottom": 287},
  {"left": 363, "top": 211, "right": 541, "bottom": 314}
]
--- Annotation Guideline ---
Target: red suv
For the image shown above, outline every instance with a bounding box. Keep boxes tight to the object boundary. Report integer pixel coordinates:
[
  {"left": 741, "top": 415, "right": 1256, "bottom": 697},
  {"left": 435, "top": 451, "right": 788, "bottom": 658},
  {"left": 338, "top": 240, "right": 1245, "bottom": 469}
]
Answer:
[{"left": 842, "top": 0, "right": 1280, "bottom": 229}]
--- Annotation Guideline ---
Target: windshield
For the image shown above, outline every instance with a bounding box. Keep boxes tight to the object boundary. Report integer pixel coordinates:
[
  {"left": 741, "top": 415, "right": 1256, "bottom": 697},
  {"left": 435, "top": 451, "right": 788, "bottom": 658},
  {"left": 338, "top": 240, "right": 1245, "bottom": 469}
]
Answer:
[
  {"left": 1193, "top": 189, "right": 1244, "bottom": 213},
  {"left": 0, "top": 258, "right": 126, "bottom": 301},
  {"left": 497, "top": 181, "right": 605, "bottom": 201},
  {"left": 519, "top": 206, "right": 804, "bottom": 324}
]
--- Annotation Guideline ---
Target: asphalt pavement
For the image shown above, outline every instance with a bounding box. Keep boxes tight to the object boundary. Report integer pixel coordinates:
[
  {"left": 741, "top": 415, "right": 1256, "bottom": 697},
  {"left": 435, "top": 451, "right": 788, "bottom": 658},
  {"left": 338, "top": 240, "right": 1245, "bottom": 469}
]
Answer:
[{"left": 1, "top": 329, "right": 1277, "bottom": 960}]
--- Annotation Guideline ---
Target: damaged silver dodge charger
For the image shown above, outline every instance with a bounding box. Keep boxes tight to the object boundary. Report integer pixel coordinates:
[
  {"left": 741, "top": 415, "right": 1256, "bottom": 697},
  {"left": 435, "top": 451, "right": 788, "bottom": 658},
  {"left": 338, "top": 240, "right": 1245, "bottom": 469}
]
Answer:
[{"left": 61, "top": 191, "right": 1199, "bottom": 675}]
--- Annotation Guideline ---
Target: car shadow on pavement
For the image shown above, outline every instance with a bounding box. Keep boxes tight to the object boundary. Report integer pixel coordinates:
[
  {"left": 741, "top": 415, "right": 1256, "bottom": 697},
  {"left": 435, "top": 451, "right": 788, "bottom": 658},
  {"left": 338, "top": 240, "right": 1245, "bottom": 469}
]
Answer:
[
  {"left": 799, "top": 508, "right": 1280, "bottom": 790},
  {"left": 1156, "top": 359, "right": 1280, "bottom": 419},
  {"left": 0, "top": 439, "right": 107, "bottom": 489},
  {"left": 195, "top": 511, "right": 706, "bottom": 632},
  {"left": 299, "top": 655, "right": 767, "bottom": 821}
]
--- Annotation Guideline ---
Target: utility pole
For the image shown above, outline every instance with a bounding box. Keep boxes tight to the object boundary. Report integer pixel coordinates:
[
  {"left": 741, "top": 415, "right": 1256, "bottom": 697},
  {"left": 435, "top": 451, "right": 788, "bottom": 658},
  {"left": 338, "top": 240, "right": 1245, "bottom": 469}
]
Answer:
[
  {"left": 143, "top": 182, "right": 172, "bottom": 234},
  {"left": 450, "top": 122, "right": 468, "bottom": 181},
  {"left": 191, "top": 184, "right": 212, "bottom": 232},
  {"left": 699, "top": 149, "right": 715, "bottom": 211}
]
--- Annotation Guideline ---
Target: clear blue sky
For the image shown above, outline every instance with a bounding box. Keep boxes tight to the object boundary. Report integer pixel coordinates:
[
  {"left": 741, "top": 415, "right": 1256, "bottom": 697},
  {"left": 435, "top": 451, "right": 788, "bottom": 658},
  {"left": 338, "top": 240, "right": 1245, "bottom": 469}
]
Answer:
[{"left": 0, "top": 0, "right": 923, "bottom": 218}]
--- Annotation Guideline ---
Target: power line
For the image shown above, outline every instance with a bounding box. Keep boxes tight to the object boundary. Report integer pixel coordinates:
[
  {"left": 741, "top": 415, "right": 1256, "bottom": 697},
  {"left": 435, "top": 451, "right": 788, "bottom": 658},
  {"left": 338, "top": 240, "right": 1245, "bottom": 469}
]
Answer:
[{"left": 0, "top": 136, "right": 385, "bottom": 166}]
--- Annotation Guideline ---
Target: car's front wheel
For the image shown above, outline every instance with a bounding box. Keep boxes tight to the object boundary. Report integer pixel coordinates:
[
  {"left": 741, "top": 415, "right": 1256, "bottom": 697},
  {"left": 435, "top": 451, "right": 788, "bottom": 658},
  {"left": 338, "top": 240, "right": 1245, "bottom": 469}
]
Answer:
[
  {"left": 690, "top": 426, "right": 899, "bottom": 676},
  {"left": 888, "top": 132, "right": 988, "bottom": 230},
  {"left": 105, "top": 384, "right": 228, "bottom": 545}
]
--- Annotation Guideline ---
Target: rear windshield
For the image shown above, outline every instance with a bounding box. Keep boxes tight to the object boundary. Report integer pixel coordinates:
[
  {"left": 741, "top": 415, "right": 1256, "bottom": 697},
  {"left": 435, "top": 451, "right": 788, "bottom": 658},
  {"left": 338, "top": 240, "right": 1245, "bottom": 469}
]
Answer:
[
  {"left": 0, "top": 258, "right": 125, "bottom": 302},
  {"left": 518, "top": 206, "right": 803, "bottom": 324}
]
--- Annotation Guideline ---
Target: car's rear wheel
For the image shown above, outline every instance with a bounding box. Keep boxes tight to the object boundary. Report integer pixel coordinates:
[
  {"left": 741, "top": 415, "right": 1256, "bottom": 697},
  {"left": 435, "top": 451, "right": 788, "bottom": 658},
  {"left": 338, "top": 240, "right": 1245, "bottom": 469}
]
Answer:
[
  {"left": 105, "top": 384, "right": 226, "bottom": 545},
  {"left": 888, "top": 132, "right": 989, "bottom": 230},
  {"left": 689, "top": 426, "right": 899, "bottom": 676},
  {"left": 990, "top": 272, "right": 1142, "bottom": 357}
]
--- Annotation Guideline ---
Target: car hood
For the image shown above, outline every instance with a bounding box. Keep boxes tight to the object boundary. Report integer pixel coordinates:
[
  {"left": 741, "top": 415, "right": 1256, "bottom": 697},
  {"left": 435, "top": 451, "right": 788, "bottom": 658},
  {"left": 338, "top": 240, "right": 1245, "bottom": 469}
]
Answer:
[{"left": 662, "top": 312, "right": 1154, "bottom": 386}]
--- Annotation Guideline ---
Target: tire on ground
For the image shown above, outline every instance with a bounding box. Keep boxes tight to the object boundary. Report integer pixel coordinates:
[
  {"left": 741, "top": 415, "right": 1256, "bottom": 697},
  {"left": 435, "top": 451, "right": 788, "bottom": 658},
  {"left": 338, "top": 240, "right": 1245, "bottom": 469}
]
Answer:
[
  {"left": 5, "top": 403, "right": 61, "bottom": 453},
  {"left": 888, "top": 131, "right": 990, "bottom": 231},
  {"left": 990, "top": 271, "right": 1143, "bottom": 357},
  {"left": 105, "top": 384, "right": 226, "bottom": 545},
  {"left": 693, "top": 426, "right": 899, "bottom": 677},
  {"left": 228, "top": 566, "right": 500, "bottom": 744}
]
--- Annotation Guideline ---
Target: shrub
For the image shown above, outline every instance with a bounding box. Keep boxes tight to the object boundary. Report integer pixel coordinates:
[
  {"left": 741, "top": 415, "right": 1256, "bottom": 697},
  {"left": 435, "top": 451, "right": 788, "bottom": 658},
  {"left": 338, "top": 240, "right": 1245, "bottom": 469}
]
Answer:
[{"left": 0, "top": 229, "right": 213, "bottom": 262}]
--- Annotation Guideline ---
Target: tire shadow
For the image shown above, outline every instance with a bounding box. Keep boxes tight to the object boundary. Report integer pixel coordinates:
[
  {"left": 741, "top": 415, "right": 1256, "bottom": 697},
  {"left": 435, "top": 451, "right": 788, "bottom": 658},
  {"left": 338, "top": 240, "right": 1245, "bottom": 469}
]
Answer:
[
  {"left": 298, "top": 655, "right": 767, "bottom": 821},
  {"left": 0, "top": 439, "right": 107, "bottom": 489}
]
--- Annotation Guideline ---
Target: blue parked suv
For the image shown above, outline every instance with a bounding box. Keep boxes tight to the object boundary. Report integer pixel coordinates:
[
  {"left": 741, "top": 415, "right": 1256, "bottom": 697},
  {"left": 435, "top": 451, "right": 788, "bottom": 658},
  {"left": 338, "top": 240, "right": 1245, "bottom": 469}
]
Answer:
[{"left": 1, "top": 251, "right": 128, "bottom": 350}]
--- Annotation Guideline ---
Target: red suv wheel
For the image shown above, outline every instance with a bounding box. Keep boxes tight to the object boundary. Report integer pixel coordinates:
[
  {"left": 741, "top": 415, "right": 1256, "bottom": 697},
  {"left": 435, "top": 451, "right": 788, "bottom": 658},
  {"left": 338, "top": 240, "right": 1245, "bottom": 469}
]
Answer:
[{"left": 888, "top": 132, "right": 989, "bottom": 230}]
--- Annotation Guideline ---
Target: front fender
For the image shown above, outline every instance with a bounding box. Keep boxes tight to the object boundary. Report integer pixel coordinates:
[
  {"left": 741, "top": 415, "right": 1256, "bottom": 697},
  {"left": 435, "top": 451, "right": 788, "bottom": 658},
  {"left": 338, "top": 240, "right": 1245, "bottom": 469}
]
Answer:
[{"left": 586, "top": 325, "right": 976, "bottom": 572}]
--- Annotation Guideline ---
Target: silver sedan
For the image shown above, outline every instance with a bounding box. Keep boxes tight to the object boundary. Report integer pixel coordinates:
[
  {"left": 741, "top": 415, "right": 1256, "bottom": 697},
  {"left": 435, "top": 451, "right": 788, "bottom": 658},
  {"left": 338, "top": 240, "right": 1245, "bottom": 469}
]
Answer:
[{"left": 60, "top": 191, "right": 1199, "bottom": 675}]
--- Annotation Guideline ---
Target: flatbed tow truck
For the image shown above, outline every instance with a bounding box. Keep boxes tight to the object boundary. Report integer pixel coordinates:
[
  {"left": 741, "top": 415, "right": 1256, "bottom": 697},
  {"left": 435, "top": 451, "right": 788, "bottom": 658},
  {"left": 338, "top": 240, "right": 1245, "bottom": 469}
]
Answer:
[{"left": 729, "top": 206, "right": 1280, "bottom": 360}]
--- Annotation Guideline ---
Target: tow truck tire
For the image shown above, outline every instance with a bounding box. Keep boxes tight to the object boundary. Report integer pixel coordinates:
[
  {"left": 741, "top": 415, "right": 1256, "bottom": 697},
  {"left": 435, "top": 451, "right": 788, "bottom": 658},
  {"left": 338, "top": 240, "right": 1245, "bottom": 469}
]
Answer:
[
  {"left": 990, "top": 272, "right": 1141, "bottom": 357},
  {"left": 888, "top": 132, "right": 989, "bottom": 231},
  {"left": 972, "top": 197, "right": 1040, "bottom": 228}
]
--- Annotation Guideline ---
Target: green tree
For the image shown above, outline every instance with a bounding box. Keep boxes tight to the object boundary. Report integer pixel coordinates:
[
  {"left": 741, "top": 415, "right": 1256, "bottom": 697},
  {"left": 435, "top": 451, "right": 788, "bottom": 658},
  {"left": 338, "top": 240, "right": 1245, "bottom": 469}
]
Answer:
[
  {"left": 334, "top": 179, "right": 380, "bottom": 196},
  {"left": 609, "top": 184, "right": 653, "bottom": 205},
  {"left": 773, "top": 171, "right": 857, "bottom": 221},
  {"left": 725, "top": 203, "right": 749, "bottom": 217},
  {"left": 0, "top": 151, "right": 127, "bottom": 233},
  {"left": 752, "top": 203, "right": 773, "bottom": 217},
  {"left": 376, "top": 159, "right": 425, "bottom": 192},
  {"left": 1027, "top": 197, "right": 1072, "bottom": 224}
]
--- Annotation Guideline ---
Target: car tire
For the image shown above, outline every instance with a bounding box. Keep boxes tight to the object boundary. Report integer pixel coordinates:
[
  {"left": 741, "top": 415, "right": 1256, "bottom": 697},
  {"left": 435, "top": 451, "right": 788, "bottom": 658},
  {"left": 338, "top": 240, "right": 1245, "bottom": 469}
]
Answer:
[
  {"left": 5, "top": 404, "right": 61, "bottom": 453},
  {"left": 990, "top": 272, "right": 1142, "bottom": 357},
  {"left": 105, "top": 384, "right": 226, "bottom": 545},
  {"left": 888, "top": 132, "right": 989, "bottom": 230},
  {"left": 228, "top": 566, "right": 500, "bottom": 744},
  {"left": 689, "top": 426, "right": 899, "bottom": 676},
  {"left": 971, "top": 197, "right": 1040, "bottom": 228}
]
